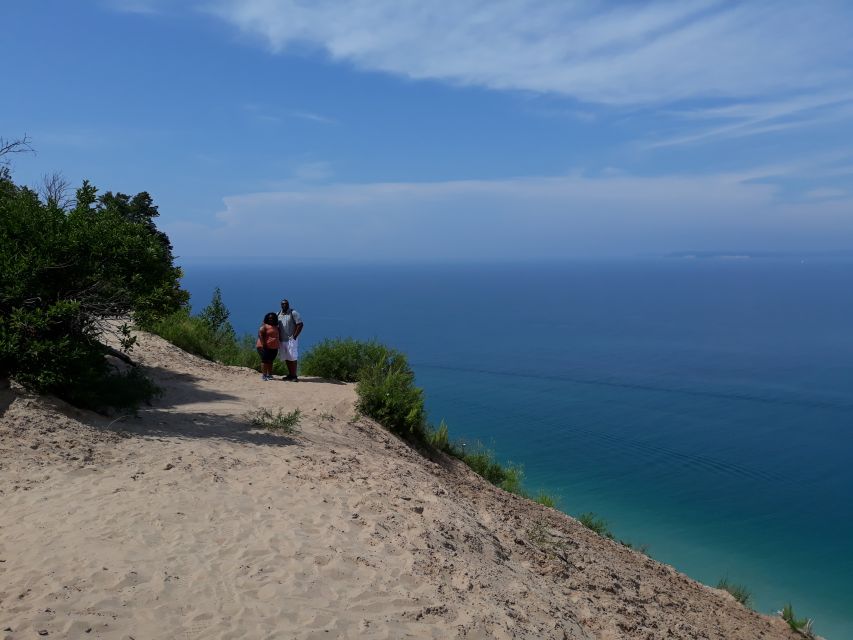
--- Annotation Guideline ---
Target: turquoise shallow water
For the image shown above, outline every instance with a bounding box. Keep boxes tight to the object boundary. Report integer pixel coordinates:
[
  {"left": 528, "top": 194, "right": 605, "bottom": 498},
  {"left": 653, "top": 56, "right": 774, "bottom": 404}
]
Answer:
[{"left": 181, "top": 260, "right": 853, "bottom": 638}]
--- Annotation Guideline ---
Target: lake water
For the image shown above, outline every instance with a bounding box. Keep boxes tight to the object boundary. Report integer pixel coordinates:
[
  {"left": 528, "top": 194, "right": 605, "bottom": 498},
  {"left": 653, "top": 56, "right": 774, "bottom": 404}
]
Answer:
[{"left": 180, "top": 259, "right": 853, "bottom": 638}]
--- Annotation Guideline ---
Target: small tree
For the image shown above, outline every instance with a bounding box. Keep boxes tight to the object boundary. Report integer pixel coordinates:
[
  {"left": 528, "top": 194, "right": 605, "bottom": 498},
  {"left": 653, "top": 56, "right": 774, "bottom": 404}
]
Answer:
[{"left": 200, "top": 287, "right": 232, "bottom": 334}]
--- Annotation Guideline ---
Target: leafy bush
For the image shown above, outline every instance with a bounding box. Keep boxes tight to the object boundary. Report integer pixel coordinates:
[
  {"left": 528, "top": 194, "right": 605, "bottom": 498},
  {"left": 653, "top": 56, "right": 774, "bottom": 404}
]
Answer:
[
  {"left": 716, "top": 577, "right": 752, "bottom": 607},
  {"left": 578, "top": 512, "right": 615, "bottom": 539},
  {"left": 356, "top": 350, "right": 426, "bottom": 438},
  {"left": 301, "top": 338, "right": 392, "bottom": 382},
  {"left": 0, "top": 173, "right": 184, "bottom": 409},
  {"left": 249, "top": 407, "right": 301, "bottom": 433}
]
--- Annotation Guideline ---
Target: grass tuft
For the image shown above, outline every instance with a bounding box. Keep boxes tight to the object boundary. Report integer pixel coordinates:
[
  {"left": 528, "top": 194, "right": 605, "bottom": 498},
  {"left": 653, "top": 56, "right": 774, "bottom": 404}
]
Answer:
[
  {"left": 781, "top": 603, "right": 814, "bottom": 637},
  {"left": 716, "top": 577, "right": 753, "bottom": 607},
  {"left": 578, "top": 512, "right": 615, "bottom": 539},
  {"left": 535, "top": 491, "right": 558, "bottom": 508},
  {"left": 249, "top": 407, "right": 302, "bottom": 433}
]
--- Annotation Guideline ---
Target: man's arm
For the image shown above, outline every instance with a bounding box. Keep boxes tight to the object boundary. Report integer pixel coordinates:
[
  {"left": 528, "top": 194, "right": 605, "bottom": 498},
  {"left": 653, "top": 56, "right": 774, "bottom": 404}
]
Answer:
[{"left": 292, "top": 310, "right": 303, "bottom": 340}]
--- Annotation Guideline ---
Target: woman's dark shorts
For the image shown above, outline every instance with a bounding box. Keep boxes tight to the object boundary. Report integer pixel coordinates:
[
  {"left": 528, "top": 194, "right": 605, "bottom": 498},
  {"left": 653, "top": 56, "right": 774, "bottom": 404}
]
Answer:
[{"left": 257, "top": 347, "right": 278, "bottom": 364}]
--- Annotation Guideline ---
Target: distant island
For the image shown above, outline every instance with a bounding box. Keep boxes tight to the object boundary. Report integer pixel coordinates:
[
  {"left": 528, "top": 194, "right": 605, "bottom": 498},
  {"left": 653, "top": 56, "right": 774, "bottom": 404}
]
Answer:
[{"left": 664, "top": 250, "right": 853, "bottom": 260}]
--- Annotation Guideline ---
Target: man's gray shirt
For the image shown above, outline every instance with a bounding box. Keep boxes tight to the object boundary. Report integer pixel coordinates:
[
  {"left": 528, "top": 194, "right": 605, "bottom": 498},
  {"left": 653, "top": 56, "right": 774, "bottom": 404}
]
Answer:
[{"left": 277, "top": 310, "right": 303, "bottom": 340}]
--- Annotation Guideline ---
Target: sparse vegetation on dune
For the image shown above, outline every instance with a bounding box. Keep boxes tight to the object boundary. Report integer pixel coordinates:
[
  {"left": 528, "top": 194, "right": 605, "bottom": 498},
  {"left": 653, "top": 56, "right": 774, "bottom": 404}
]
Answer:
[
  {"left": 249, "top": 407, "right": 302, "bottom": 433},
  {"left": 577, "top": 512, "right": 615, "bottom": 540},
  {"left": 781, "top": 603, "right": 815, "bottom": 637},
  {"left": 717, "top": 577, "right": 753, "bottom": 608}
]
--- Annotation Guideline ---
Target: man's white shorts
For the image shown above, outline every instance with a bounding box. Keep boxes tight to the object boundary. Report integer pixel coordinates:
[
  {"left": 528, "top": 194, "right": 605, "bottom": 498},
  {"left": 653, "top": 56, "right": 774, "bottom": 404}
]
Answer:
[{"left": 279, "top": 338, "right": 298, "bottom": 361}]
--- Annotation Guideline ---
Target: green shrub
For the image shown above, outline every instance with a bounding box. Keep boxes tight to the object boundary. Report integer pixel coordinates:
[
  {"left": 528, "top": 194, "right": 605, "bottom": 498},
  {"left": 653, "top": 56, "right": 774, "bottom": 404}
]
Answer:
[
  {"left": 0, "top": 175, "right": 183, "bottom": 410},
  {"left": 716, "top": 577, "right": 752, "bottom": 607},
  {"left": 146, "top": 309, "right": 220, "bottom": 360},
  {"left": 427, "top": 419, "right": 453, "bottom": 452},
  {"left": 781, "top": 603, "right": 814, "bottom": 636},
  {"left": 301, "top": 338, "right": 393, "bottom": 382},
  {"left": 457, "top": 445, "right": 525, "bottom": 495},
  {"left": 578, "top": 512, "right": 615, "bottom": 539},
  {"left": 249, "top": 407, "right": 302, "bottom": 433},
  {"left": 356, "top": 351, "right": 426, "bottom": 438}
]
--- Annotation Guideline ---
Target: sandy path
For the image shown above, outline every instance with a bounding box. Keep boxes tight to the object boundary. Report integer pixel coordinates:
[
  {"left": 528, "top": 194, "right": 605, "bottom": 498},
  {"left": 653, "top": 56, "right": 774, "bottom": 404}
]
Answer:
[{"left": 0, "top": 332, "right": 802, "bottom": 639}]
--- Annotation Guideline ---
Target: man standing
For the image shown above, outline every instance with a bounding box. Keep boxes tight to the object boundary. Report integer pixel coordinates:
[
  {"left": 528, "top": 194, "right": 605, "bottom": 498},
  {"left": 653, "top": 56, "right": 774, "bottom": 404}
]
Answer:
[{"left": 277, "top": 299, "right": 304, "bottom": 381}]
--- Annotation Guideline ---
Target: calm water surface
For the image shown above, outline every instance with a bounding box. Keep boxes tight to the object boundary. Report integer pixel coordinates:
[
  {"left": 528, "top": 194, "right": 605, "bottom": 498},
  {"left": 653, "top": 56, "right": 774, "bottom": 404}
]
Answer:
[{"left": 180, "top": 260, "right": 853, "bottom": 638}]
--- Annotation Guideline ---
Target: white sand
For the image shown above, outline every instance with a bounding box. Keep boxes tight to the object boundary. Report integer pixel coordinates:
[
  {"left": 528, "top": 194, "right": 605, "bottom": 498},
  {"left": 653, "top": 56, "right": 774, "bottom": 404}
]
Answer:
[{"left": 0, "top": 331, "right": 802, "bottom": 639}]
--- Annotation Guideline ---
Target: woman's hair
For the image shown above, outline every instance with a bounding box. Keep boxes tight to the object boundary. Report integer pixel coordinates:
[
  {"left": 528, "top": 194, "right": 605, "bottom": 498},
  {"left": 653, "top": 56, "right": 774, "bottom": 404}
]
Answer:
[{"left": 263, "top": 312, "right": 278, "bottom": 326}]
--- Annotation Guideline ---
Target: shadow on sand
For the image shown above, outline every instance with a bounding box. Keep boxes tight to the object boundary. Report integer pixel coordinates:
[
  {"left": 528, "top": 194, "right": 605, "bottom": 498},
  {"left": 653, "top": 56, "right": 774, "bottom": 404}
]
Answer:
[{"left": 92, "top": 366, "right": 302, "bottom": 448}]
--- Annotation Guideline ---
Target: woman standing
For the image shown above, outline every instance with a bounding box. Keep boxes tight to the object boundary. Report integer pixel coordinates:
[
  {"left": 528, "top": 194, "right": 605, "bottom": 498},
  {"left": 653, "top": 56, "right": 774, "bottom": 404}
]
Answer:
[{"left": 256, "top": 312, "right": 280, "bottom": 381}]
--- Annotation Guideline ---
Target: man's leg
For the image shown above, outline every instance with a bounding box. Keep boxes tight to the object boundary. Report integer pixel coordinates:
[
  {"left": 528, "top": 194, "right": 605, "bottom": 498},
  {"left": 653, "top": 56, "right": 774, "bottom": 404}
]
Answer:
[{"left": 285, "top": 360, "right": 298, "bottom": 379}]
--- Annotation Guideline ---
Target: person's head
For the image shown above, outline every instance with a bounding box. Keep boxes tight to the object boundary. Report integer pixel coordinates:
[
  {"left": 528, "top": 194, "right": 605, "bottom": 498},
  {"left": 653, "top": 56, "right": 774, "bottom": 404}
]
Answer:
[
  {"left": 280, "top": 299, "right": 290, "bottom": 313},
  {"left": 263, "top": 312, "right": 278, "bottom": 326}
]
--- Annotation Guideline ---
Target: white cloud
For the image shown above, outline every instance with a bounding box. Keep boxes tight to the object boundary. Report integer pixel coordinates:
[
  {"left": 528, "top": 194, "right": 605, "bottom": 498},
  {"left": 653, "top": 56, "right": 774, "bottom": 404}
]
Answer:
[
  {"left": 164, "top": 171, "right": 853, "bottom": 260},
  {"left": 242, "top": 103, "right": 337, "bottom": 126},
  {"left": 286, "top": 110, "right": 338, "bottom": 125},
  {"left": 208, "top": 0, "right": 853, "bottom": 106},
  {"left": 649, "top": 92, "right": 853, "bottom": 147}
]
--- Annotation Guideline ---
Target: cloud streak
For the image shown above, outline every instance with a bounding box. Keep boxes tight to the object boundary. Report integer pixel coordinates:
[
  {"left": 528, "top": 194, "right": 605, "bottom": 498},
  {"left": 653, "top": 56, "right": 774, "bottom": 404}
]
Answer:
[
  {"left": 165, "top": 171, "right": 853, "bottom": 261},
  {"left": 209, "top": 0, "right": 853, "bottom": 107}
]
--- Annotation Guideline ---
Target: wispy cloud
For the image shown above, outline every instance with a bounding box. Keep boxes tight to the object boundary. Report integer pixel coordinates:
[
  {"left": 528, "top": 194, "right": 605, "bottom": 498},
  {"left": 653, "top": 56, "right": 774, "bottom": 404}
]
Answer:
[
  {"left": 804, "top": 188, "right": 848, "bottom": 200},
  {"left": 209, "top": 1, "right": 853, "bottom": 106},
  {"left": 242, "top": 103, "right": 337, "bottom": 126},
  {"left": 165, "top": 170, "right": 853, "bottom": 260},
  {"left": 103, "top": 0, "right": 164, "bottom": 15},
  {"left": 286, "top": 110, "right": 338, "bottom": 125},
  {"left": 649, "top": 92, "right": 853, "bottom": 147}
]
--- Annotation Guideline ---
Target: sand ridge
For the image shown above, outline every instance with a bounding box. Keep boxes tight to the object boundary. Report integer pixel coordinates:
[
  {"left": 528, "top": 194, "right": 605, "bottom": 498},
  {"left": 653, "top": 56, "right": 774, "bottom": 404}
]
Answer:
[{"left": 0, "top": 331, "right": 802, "bottom": 639}]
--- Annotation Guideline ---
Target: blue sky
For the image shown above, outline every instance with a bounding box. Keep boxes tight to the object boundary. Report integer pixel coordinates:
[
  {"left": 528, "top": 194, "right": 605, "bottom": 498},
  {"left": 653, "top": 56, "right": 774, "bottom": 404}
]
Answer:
[{"left": 4, "top": 0, "right": 853, "bottom": 261}]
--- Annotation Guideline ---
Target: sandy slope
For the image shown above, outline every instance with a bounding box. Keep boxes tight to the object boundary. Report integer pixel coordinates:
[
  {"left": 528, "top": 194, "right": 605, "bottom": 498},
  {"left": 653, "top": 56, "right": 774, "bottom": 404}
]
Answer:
[{"left": 0, "top": 331, "right": 803, "bottom": 639}]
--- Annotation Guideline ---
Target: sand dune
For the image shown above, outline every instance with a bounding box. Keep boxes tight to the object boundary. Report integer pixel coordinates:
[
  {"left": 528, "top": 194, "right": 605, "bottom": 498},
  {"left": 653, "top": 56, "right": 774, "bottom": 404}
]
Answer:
[{"left": 1, "top": 331, "right": 803, "bottom": 639}]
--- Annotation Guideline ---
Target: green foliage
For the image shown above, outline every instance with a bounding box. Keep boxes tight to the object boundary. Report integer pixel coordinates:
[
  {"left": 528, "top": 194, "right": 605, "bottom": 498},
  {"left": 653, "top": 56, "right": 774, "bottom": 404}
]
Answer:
[
  {"left": 249, "top": 407, "right": 302, "bottom": 433},
  {"left": 578, "top": 512, "right": 615, "bottom": 539},
  {"left": 301, "top": 338, "right": 392, "bottom": 382},
  {"left": 0, "top": 173, "right": 184, "bottom": 409},
  {"left": 535, "top": 491, "right": 558, "bottom": 508},
  {"left": 355, "top": 349, "right": 426, "bottom": 439},
  {"left": 428, "top": 419, "right": 452, "bottom": 452},
  {"left": 199, "top": 287, "right": 234, "bottom": 337},
  {"left": 716, "top": 577, "right": 752, "bottom": 607},
  {"left": 456, "top": 445, "right": 525, "bottom": 494},
  {"left": 781, "top": 603, "right": 814, "bottom": 636}
]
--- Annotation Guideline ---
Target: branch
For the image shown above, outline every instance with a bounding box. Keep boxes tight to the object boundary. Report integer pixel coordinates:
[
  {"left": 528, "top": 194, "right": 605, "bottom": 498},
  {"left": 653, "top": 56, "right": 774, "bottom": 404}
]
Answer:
[
  {"left": 0, "top": 135, "right": 34, "bottom": 166},
  {"left": 102, "top": 344, "right": 136, "bottom": 367}
]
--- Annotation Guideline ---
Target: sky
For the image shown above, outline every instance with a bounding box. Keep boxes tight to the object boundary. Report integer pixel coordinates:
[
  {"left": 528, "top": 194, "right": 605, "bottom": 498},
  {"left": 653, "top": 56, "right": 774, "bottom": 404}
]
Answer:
[{"left": 3, "top": 0, "right": 853, "bottom": 261}]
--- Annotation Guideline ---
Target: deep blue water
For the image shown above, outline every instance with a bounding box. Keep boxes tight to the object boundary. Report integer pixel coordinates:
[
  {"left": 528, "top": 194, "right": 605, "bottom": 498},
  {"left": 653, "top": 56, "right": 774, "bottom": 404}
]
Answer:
[{"left": 180, "top": 260, "right": 853, "bottom": 638}]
